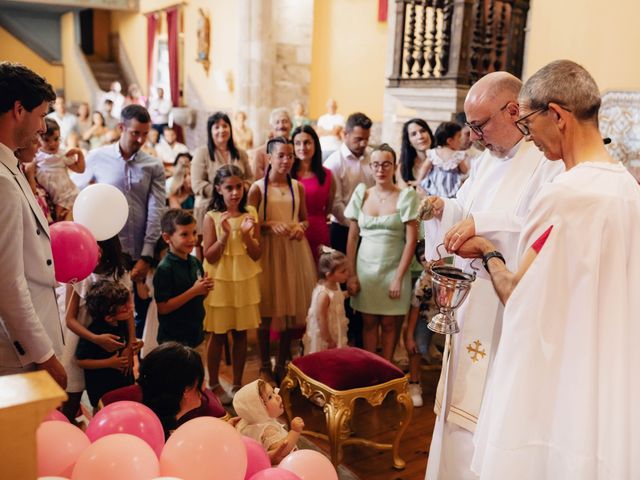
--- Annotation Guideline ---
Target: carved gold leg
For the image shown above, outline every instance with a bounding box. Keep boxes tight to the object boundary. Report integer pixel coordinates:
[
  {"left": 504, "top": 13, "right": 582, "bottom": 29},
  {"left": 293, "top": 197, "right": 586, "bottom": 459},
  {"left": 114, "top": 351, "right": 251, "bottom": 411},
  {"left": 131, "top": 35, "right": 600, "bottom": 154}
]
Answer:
[
  {"left": 391, "top": 387, "right": 414, "bottom": 470},
  {"left": 324, "top": 395, "right": 352, "bottom": 467},
  {"left": 280, "top": 373, "right": 297, "bottom": 423}
]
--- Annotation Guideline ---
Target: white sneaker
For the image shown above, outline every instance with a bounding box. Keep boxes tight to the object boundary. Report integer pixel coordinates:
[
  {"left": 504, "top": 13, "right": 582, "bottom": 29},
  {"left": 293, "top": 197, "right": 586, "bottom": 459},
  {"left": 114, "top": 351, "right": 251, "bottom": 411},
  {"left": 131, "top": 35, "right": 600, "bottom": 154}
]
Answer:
[{"left": 408, "top": 382, "right": 423, "bottom": 407}]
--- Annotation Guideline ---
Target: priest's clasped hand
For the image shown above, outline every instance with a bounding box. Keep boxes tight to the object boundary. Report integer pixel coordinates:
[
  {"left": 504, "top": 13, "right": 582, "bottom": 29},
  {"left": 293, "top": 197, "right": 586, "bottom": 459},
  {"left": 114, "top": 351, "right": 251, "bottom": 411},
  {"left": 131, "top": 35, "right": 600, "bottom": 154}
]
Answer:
[
  {"left": 454, "top": 236, "right": 496, "bottom": 259},
  {"left": 444, "top": 217, "right": 476, "bottom": 252}
]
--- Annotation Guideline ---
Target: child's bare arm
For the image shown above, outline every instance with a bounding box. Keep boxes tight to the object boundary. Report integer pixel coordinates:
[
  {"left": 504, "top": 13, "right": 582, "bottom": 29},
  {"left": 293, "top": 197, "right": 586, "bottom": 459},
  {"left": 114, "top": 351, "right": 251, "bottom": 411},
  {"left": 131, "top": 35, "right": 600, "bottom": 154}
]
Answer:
[
  {"left": 77, "top": 352, "right": 128, "bottom": 371},
  {"left": 266, "top": 417, "right": 304, "bottom": 464},
  {"left": 316, "top": 291, "right": 334, "bottom": 348},
  {"left": 65, "top": 285, "right": 124, "bottom": 352},
  {"left": 66, "top": 148, "right": 85, "bottom": 173},
  {"left": 416, "top": 159, "right": 433, "bottom": 181}
]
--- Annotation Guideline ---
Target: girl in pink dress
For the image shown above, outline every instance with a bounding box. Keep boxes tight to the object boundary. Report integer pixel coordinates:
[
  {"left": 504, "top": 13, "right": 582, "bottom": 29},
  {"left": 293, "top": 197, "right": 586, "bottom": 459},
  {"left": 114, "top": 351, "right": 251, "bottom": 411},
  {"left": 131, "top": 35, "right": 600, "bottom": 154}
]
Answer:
[{"left": 291, "top": 126, "right": 335, "bottom": 263}]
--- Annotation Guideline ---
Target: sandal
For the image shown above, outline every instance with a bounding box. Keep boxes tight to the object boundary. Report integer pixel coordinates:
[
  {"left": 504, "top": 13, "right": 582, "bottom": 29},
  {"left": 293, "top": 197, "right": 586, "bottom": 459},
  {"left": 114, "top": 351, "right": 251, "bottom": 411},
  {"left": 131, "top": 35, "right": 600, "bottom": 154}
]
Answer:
[{"left": 210, "top": 382, "right": 233, "bottom": 405}]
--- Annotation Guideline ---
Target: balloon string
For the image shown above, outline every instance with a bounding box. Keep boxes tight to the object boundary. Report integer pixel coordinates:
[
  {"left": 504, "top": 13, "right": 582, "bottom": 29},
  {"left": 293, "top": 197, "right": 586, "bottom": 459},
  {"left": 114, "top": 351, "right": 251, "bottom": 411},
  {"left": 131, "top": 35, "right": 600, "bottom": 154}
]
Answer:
[{"left": 64, "top": 279, "right": 80, "bottom": 318}]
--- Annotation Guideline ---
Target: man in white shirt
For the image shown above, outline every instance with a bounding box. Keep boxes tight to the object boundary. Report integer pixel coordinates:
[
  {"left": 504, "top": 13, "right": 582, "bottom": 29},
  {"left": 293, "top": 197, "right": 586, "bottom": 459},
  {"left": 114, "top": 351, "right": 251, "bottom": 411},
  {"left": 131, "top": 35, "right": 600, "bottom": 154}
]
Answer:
[
  {"left": 155, "top": 126, "right": 189, "bottom": 168},
  {"left": 46, "top": 95, "right": 78, "bottom": 144},
  {"left": 149, "top": 87, "right": 173, "bottom": 135},
  {"left": 325, "top": 112, "right": 374, "bottom": 253},
  {"left": 422, "top": 72, "right": 563, "bottom": 480},
  {"left": 0, "top": 62, "right": 66, "bottom": 388},
  {"left": 103, "top": 81, "right": 125, "bottom": 118},
  {"left": 317, "top": 98, "right": 345, "bottom": 160}
]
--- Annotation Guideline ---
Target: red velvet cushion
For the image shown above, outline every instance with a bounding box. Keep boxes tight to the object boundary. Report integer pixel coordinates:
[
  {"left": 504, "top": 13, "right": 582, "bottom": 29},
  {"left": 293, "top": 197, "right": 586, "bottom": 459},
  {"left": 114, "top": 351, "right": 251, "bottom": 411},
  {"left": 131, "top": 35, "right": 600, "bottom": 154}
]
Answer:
[
  {"left": 101, "top": 385, "right": 225, "bottom": 419},
  {"left": 101, "top": 384, "right": 142, "bottom": 405},
  {"left": 291, "top": 347, "right": 405, "bottom": 390}
]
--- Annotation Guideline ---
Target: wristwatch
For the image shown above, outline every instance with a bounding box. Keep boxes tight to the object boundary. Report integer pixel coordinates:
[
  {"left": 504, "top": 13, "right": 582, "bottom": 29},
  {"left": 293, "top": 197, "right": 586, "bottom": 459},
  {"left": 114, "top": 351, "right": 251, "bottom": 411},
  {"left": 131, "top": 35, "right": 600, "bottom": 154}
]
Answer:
[{"left": 482, "top": 251, "right": 505, "bottom": 273}]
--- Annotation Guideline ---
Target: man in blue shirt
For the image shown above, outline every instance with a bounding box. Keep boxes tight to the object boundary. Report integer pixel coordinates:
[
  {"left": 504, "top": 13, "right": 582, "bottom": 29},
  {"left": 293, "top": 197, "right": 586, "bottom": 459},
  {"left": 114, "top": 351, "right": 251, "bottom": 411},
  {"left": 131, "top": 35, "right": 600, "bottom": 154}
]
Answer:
[{"left": 76, "top": 105, "right": 166, "bottom": 335}]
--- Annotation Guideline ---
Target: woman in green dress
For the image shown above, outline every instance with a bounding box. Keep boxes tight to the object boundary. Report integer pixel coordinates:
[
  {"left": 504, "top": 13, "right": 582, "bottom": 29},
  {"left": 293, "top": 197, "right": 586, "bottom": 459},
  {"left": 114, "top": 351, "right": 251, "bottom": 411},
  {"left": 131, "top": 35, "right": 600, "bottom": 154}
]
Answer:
[{"left": 345, "top": 144, "right": 419, "bottom": 361}]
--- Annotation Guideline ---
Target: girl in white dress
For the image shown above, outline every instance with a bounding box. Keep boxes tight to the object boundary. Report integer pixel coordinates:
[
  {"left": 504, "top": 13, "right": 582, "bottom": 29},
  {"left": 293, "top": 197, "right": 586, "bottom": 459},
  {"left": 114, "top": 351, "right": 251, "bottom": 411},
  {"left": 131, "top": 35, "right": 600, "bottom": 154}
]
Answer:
[
  {"left": 36, "top": 117, "right": 85, "bottom": 220},
  {"left": 302, "top": 247, "right": 350, "bottom": 354},
  {"left": 417, "top": 121, "right": 470, "bottom": 198}
]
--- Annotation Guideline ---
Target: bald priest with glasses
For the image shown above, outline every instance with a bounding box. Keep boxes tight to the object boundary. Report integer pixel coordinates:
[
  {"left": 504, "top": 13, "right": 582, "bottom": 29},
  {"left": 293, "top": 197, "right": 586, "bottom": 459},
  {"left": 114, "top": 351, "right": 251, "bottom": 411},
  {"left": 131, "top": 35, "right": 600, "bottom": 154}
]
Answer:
[{"left": 420, "top": 71, "right": 563, "bottom": 480}]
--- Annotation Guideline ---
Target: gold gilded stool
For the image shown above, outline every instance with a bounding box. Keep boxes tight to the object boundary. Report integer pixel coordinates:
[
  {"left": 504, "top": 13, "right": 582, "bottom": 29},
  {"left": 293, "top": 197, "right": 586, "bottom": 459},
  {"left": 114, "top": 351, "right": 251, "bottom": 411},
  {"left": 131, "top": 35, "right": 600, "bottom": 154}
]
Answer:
[{"left": 280, "top": 347, "right": 413, "bottom": 469}]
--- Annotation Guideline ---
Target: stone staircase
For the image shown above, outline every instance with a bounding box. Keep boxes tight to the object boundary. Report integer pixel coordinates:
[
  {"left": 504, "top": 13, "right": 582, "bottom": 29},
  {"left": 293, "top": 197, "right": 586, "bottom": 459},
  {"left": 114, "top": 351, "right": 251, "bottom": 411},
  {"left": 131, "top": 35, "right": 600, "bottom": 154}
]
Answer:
[{"left": 85, "top": 55, "right": 127, "bottom": 92}]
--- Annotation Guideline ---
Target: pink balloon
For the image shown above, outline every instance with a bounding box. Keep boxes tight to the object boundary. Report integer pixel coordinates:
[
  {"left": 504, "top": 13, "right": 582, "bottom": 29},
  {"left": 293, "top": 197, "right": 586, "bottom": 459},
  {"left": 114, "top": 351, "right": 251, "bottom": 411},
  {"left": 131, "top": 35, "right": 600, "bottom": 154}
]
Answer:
[
  {"left": 71, "top": 433, "right": 159, "bottom": 480},
  {"left": 50, "top": 221, "right": 99, "bottom": 283},
  {"left": 86, "top": 401, "right": 165, "bottom": 457},
  {"left": 42, "top": 408, "right": 70, "bottom": 423},
  {"left": 279, "top": 450, "right": 338, "bottom": 480},
  {"left": 249, "top": 468, "right": 301, "bottom": 480},
  {"left": 160, "top": 417, "right": 247, "bottom": 480},
  {"left": 37, "top": 421, "right": 90, "bottom": 477},
  {"left": 242, "top": 436, "right": 271, "bottom": 479}
]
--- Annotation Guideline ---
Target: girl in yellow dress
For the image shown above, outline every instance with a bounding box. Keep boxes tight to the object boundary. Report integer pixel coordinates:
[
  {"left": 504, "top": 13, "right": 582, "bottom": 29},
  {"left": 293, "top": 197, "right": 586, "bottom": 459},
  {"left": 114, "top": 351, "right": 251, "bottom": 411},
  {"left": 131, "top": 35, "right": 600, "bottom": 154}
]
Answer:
[{"left": 203, "top": 164, "right": 262, "bottom": 403}]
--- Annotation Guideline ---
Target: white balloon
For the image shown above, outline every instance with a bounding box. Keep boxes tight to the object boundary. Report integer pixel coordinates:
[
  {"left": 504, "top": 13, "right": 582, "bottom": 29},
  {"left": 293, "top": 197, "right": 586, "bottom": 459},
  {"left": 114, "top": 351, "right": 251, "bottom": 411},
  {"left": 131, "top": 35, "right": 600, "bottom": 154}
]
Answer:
[{"left": 73, "top": 184, "right": 129, "bottom": 241}]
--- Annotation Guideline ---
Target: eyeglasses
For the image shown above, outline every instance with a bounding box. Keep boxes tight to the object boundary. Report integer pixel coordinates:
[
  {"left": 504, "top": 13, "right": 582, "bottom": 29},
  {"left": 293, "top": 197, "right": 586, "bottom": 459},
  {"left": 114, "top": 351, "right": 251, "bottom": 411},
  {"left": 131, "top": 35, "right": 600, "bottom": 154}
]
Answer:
[
  {"left": 465, "top": 102, "right": 510, "bottom": 137},
  {"left": 514, "top": 107, "right": 548, "bottom": 136},
  {"left": 370, "top": 161, "right": 394, "bottom": 171}
]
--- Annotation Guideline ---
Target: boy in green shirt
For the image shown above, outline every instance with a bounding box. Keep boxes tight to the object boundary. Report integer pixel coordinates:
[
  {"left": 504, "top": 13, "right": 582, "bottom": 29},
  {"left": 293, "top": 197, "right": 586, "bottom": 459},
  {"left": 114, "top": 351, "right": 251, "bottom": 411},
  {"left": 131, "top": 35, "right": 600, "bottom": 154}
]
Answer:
[{"left": 154, "top": 209, "right": 214, "bottom": 350}]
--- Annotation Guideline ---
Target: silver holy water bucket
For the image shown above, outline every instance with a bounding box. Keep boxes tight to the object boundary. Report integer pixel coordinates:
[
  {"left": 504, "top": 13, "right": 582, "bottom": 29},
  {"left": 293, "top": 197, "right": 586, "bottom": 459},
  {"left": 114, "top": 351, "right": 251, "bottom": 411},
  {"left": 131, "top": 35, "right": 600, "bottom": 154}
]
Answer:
[{"left": 427, "top": 245, "right": 477, "bottom": 335}]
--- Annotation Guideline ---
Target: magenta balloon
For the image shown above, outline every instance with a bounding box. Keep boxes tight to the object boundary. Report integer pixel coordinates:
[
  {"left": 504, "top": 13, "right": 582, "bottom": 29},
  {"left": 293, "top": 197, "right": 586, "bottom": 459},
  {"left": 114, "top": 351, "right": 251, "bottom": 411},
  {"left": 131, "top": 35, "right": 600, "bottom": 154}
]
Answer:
[
  {"left": 50, "top": 221, "right": 99, "bottom": 283},
  {"left": 242, "top": 436, "right": 271, "bottom": 479},
  {"left": 86, "top": 401, "right": 165, "bottom": 458},
  {"left": 43, "top": 408, "right": 70, "bottom": 423},
  {"left": 249, "top": 468, "right": 301, "bottom": 480}
]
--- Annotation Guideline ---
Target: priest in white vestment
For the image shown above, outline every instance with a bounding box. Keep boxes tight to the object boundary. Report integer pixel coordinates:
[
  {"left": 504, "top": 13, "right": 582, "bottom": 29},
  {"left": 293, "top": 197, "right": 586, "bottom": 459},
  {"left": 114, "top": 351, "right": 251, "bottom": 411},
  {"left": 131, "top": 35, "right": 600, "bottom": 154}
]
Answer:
[
  {"left": 456, "top": 60, "right": 640, "bottom": 480},
  {"left": 422, "top": 72, "right": 563, "bottom": 480}
]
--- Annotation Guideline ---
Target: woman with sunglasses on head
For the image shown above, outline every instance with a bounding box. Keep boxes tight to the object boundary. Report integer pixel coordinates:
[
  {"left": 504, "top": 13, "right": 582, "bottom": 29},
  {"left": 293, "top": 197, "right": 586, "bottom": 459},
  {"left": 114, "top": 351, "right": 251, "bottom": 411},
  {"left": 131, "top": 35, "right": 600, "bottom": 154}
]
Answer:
[{"left": 345, "top": 144, "right": 418, "bottom": 361}]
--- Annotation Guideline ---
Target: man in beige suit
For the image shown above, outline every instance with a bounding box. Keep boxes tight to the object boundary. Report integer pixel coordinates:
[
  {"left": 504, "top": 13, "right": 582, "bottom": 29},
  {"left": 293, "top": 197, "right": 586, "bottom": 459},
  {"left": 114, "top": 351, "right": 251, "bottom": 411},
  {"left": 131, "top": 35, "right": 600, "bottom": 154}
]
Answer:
[{"left": 0, "top": 62, "right": 66, "bottom": 388}]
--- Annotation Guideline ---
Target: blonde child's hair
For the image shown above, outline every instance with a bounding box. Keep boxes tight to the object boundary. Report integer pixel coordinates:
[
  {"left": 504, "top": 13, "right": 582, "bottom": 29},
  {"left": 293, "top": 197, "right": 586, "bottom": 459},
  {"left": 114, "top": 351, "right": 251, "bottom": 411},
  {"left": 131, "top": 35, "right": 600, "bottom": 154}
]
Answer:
[{"left": 317, "top": 246, "right": 347, "bottom": 279}]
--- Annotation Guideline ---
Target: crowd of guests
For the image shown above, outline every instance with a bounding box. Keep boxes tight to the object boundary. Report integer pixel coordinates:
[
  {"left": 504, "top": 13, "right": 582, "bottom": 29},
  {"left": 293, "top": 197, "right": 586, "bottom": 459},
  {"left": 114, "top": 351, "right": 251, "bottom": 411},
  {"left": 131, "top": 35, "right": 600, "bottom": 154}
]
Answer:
[
  {"left": 27, "top": 88, "right": 479, "bottom": 411},
  {"left": 20, "top": 82, "right": 479, "bottom": 444},
  {"left": 5, "top": 59, "right": 637, "bottom": 478}
]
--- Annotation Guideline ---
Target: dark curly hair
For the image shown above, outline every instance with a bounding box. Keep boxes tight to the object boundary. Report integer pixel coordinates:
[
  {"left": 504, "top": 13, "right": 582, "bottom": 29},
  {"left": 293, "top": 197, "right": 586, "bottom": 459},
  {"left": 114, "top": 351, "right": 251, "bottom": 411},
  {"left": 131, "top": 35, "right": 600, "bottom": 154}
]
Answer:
[
  {"left": 138, "top": 342, "right": 205, "bottom": 438},
  {"left": 85, "top": 280, "right": 130, "bottom": 322},
  {"left": 0, "top": 62, "right": 56, "bottom": 114}
]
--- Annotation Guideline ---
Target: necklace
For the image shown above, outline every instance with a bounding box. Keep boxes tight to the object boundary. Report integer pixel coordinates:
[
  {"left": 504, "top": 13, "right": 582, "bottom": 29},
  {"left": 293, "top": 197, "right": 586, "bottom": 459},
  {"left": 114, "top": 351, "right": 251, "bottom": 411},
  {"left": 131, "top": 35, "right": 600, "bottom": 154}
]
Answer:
[
  {"left": 271, "top": 183, "right": 288, "bottom": 196},
  {"left": 373, "top": 187, "right": 394, "bottom": 204}
]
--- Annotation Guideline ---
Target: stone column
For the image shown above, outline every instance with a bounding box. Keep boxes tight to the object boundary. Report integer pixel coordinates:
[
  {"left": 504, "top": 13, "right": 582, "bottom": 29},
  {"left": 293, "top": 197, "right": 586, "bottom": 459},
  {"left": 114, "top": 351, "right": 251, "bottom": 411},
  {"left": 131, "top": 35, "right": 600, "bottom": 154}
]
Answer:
[{"left": 237, "top": 0, "right": 274, "bottom": 145}]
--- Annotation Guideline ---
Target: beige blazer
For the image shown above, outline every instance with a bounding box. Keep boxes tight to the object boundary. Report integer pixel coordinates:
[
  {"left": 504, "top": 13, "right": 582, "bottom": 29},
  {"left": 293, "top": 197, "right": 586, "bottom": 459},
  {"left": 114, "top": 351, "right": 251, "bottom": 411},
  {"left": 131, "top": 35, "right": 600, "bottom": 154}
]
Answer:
[{"left": 0, "top": 144, "right": 63, "bottom": 368}]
